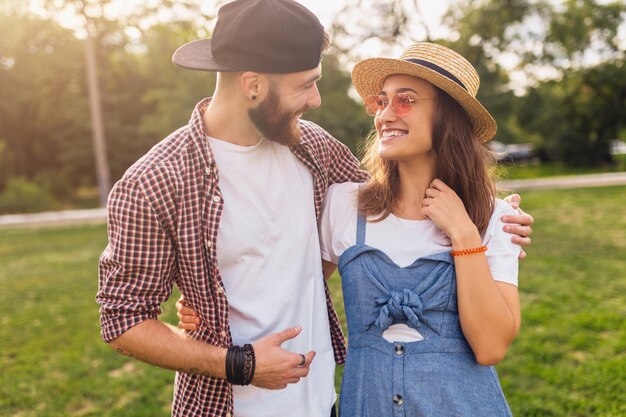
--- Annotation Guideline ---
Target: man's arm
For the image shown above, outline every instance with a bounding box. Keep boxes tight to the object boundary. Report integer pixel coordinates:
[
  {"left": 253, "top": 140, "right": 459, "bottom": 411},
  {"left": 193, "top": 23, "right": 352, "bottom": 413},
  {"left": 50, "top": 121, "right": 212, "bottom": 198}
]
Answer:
[
  {"left": 109, "top": 319, "right": 314, "bottom": 389},
  {"left": 97, "top": 179, "right": 313, "bottom": 389}
]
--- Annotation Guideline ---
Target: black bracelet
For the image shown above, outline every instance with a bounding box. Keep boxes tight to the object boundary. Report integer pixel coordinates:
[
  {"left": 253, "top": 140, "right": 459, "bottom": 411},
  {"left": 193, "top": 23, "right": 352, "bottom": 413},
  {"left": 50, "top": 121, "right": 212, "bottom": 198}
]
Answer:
[
  {"left": 225, "top": 346, "right": 236, "bottom": 383},
  {"left": 225, "top": 344, "right": 257, "bottom": 386}
]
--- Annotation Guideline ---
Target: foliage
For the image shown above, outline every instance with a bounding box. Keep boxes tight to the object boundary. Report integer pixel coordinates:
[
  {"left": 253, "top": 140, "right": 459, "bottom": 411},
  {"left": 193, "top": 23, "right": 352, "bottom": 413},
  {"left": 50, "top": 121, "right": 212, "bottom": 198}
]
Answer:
[
  {"left": 0, "top": 177, "right": 58, "bottom": 214},
  {"left": 0, "top": 12, "right": 91, "bottom": 186},
  {"left": 444, "top": 0, "right": 626, "bottom": 164},
  {"left": 330, "top": 0, "right": 626, "bottom": 163},
  {"left": 517, "top": 59, "right": 626, "bottom": 165},
  {"left": 1, "top": 186, "right": 625, "bottom": 416},
  {"left": 0, "top": 1, "right": 625, "bottom": 208},
  {"left": 305, "top": 54, "right": 373, "bottom": 155}
]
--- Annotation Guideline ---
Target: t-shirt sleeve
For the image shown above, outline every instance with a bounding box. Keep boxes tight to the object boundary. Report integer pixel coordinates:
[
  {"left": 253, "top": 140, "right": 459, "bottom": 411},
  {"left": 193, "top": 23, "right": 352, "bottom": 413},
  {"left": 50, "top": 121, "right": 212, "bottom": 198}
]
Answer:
[
  {"left": 483, "top": 199, "right": 522, "bottom": 286},
  {"left": 319, "top": 183, "right": 359, "bottom": 265}
]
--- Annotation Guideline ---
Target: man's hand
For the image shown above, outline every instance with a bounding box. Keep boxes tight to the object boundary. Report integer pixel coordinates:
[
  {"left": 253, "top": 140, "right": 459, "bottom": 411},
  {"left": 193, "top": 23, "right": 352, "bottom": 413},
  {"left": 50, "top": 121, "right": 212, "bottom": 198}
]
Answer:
[
  {"left": 251, "top": 326, "right": 316, "bottom": 389},
  {"left": 503, "top": 194, "right": 534, "bottom": 259},
  {"left": 176, "top": 296, "right": 314, "bottom": 389}
]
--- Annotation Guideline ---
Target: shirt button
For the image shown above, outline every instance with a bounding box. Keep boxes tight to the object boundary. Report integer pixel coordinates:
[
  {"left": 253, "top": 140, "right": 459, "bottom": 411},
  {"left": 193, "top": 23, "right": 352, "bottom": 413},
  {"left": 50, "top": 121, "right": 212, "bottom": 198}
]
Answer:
[
  {"left": 216, "top": 286, "right": 224, "bottom": 294},
  {"left": 205, "top": 239, "right": 213, "bottom": 249},
  {"left": 220, "top": 330, "right": 227, "bottom": 337},
  {"left": 204, "top": 168, "right": 212, "bottom": 176},
  {"left": 212, "top": 195, "right": 221, "bottom": 203},
  {"left": 393, "top": 394, "right": 404, "bottom": 405},
  {"left": 226, "top": 413, "right": 232, "bottom": 417},
  {"left": 395, "top": 344, "right": 404, "bottom": 355}
]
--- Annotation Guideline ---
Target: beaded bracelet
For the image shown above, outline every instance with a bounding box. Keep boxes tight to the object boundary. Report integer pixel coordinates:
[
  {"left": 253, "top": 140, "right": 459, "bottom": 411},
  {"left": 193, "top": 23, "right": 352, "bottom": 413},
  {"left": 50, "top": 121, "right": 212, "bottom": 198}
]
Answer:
[{"left": 450, "top": 245, "right": 488, "bottom": 257}]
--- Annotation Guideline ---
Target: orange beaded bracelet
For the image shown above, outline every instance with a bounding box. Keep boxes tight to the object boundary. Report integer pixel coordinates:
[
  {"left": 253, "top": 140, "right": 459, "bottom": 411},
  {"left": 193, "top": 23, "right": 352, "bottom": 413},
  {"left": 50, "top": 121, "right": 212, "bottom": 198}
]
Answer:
[{"left": 450, "top": 245, "right": 488, "bottom": 257}]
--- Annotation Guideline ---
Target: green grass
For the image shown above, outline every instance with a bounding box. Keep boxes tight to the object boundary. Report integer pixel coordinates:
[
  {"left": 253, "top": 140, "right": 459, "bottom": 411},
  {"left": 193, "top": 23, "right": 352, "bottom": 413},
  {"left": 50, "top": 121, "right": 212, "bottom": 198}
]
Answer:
[
  {"left": 497, "top": 154, "right": 626, "bottom": 180},
  {"left": 1, "top": 186, "right": 625, "bottom": 416}
]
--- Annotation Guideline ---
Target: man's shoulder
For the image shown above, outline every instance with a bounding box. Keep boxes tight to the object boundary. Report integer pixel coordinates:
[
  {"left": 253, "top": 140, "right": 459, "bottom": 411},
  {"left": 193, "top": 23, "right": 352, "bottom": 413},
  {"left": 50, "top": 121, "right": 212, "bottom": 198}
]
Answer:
[
  {"left": 123, "top": 125, "right": 198, "bottom": 185},
  {"left": 298, "top": 119, "right": 339, "bottom": 146}
]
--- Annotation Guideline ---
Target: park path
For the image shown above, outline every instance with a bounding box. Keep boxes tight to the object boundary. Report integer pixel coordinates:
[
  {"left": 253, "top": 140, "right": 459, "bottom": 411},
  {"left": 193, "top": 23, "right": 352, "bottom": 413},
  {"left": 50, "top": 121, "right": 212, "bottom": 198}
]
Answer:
[{"left": 1, "top": 172, "right": 626, "bottom": 228}]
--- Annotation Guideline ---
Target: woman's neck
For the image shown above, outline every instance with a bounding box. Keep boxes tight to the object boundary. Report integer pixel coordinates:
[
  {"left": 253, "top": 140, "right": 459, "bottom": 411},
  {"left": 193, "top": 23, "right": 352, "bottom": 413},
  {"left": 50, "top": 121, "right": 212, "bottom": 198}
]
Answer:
[{"left": 394, "top": 157, "right": 436, "bottom": 220}]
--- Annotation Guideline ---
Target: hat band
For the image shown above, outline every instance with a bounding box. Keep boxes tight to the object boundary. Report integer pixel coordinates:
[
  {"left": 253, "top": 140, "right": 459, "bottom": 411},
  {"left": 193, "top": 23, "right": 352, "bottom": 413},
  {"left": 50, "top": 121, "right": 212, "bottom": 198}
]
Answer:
[{"left": 404, "top": 58, "right": 467, "bottom": 91}]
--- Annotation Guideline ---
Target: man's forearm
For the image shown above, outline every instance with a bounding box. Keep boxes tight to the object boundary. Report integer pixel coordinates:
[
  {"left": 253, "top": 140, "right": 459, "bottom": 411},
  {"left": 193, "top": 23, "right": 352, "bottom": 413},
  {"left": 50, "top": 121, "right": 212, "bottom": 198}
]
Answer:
[{"left": 109, "top": 319, "right": 227, "bottom": 379}]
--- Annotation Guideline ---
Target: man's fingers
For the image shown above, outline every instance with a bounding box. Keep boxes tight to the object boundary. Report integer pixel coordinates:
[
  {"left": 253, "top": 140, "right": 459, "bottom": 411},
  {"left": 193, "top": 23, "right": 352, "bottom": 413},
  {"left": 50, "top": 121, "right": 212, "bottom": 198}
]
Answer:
[
  {"left": 502, "top": 213, "right": 534, "bottom": 227},
  {"left": 518, "top": 249, "right": 527, "bottom": 260},
  {"left": 504, "top": 224, "right": 532, "bottom": 238},
  {"left": 301, "top": 351, "right": 316, "bottom": 367},
  {"left": 273, "top": 326, "right": 302, "bottom": 345},
  {"left": 512, "top": 236, "right": 531, "bottom": 247},
  {"left": 504, "top": 193, "right": 521, "bottom": 209}
]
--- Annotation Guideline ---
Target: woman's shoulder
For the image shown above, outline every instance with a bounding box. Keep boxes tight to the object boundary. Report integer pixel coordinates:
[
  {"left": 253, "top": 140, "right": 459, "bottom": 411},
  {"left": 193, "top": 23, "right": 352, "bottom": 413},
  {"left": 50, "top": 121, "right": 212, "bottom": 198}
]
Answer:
[
  {"left": 327, "top": 182, "right": 361, "bottom": 205},
  {"left": 492, "top": 198, "right": 517, "bottom": 219},
  {"left": 324, "top": 182, "right": 360, "bottom": 224},
  {"left": 483, "top": 198, "right": 520, "bottom": 243}
]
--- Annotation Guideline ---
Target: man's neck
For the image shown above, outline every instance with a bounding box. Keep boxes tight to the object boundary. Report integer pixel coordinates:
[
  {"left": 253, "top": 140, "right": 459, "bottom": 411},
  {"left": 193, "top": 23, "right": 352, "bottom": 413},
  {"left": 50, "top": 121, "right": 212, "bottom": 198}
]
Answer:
[{"left": 203, "top": 96, "right": 262, "bottom": 146}]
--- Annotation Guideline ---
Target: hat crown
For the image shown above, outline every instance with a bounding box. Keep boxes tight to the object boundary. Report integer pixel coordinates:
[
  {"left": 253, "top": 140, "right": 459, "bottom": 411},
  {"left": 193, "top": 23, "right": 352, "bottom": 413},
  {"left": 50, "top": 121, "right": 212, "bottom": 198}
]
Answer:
[{"left": 400, "top": 43, "right": 480, "bottom": 98}]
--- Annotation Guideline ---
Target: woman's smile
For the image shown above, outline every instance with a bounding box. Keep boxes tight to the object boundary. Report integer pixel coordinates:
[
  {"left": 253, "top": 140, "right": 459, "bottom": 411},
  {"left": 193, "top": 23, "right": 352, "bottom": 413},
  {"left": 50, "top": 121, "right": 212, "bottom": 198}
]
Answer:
[{"left": 380, "top": 128, "right": 409, "bottom": 142}]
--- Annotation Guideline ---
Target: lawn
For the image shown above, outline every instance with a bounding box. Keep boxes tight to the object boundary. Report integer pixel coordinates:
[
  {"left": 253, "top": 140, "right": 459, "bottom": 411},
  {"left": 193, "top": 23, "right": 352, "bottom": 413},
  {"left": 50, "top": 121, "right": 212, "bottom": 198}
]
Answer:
[
  {"left": 1, "top": 185, "right": 625, "bottom": 417},
  {"left": 496, "top": 154, "right": 626, "bottom": 180}
]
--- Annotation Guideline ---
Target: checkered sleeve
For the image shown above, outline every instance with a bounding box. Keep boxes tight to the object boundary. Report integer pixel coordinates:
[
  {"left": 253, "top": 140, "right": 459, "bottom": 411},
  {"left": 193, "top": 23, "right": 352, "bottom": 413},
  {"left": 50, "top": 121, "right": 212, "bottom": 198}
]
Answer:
[
  {"left": 328, "top": 135, "right": 370, "bottom": 184},
  {"left": 97, "top": 178, "right": 177, "bottom": 343}
]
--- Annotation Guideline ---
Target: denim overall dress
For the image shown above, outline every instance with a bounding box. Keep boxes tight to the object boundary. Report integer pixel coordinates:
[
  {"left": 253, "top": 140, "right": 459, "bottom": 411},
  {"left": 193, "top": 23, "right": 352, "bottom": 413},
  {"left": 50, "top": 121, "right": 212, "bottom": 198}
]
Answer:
[{"left": 337, "top": 215, "right": 512, "bottom": 417}]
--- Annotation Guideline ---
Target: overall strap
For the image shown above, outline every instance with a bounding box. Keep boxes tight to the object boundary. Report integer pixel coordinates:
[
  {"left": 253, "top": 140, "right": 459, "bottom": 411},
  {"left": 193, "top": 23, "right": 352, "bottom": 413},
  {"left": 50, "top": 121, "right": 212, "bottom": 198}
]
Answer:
[
  {"left": 355, "top": 184, "right": 367, "bottom": 244},
  {"left": 356, "top": 214, "right": 367, "bottom": 245}
]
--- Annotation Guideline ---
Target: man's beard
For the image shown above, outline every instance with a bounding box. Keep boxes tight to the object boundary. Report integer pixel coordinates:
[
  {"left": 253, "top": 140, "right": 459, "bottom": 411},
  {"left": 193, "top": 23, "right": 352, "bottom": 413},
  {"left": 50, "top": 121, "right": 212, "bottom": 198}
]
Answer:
[{"left": 248, "top": 88, "right": 307, "bottom": 147}]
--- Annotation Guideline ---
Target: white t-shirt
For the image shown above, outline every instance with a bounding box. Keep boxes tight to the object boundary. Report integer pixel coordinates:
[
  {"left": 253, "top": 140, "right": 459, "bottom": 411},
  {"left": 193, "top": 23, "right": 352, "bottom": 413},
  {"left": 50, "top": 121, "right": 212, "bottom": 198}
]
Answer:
[
  {"left": 208, "top": 136, "right": 336, "bottom": 417},
  {"left": 319, "top": 182, "right": 520, "bottom": 342}
]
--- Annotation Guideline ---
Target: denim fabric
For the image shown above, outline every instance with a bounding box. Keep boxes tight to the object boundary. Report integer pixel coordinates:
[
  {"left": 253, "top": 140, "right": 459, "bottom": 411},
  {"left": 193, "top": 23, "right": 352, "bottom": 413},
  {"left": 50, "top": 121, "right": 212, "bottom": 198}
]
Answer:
[{"left": 337, "top": 215, "right": 512, "bottom": 417}]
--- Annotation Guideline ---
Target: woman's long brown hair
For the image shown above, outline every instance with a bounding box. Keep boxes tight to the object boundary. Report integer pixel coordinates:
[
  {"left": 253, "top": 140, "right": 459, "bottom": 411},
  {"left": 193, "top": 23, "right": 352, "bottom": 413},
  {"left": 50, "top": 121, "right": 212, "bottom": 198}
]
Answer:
[{"left": 358, "top": 86, "right": 496, "bottom": 236}]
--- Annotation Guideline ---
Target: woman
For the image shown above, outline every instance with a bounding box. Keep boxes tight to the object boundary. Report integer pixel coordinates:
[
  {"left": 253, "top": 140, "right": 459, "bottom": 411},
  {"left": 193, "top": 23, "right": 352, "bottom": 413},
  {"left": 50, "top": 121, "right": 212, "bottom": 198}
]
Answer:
[
  {"left": 319, "top": 42, "right": 520, "bottom": 416},
  {"left": 179, "top": 43, "right": 523, "bottom": 416}
]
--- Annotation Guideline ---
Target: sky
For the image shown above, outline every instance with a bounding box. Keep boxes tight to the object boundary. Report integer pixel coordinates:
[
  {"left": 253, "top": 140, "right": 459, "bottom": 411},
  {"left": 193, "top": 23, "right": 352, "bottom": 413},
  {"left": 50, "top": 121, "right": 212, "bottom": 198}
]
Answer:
[{"left": 298, "top": 0, "right": 449, "bottom": 30}]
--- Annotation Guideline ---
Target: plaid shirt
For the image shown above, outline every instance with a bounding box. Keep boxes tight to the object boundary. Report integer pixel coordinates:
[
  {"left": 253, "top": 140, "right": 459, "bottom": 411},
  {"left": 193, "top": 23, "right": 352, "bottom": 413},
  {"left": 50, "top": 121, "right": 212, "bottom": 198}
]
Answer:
[{"left": 97, "top": 98, "right": 369, "bottom": 417}]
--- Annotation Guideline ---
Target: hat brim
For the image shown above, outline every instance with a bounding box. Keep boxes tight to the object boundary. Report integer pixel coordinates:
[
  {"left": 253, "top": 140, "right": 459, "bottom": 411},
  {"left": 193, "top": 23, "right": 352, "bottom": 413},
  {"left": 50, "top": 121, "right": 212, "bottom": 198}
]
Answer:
[
  {"left": 352, "top": 58, "right": 497, "bottom": 142},
  {"left": 172, "top": 39, "right": 242, "bottom": 72}
]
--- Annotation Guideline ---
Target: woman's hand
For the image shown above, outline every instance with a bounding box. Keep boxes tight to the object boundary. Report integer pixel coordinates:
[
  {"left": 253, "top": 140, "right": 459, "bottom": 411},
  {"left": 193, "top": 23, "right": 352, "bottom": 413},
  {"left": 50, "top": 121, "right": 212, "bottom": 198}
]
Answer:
[
  {"left": 421, "top": 179, "right": 478, "bottom": 242},
  {"left": 176, "top": 295, "right": 200, "bottom": 331}
]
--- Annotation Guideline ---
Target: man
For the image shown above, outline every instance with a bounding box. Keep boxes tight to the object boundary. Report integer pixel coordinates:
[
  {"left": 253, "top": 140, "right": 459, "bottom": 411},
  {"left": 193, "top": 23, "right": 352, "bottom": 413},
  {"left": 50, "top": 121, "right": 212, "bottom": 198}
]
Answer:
[{"left": 96, "top": 1, "right": 533, "bottom": 416}]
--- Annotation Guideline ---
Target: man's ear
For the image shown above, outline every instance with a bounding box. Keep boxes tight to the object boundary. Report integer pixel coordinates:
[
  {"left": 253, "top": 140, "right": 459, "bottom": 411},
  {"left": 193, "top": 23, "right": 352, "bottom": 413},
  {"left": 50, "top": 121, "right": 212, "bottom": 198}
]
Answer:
[{"left": 240, "top": 72, "right": 268, "bottom": 103}]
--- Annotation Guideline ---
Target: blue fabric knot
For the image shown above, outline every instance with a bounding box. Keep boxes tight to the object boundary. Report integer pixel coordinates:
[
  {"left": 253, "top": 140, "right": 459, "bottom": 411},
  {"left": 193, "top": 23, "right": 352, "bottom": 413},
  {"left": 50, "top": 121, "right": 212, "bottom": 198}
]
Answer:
[{"left": 373, "top": 289, "right": 439, "bottom": 333}]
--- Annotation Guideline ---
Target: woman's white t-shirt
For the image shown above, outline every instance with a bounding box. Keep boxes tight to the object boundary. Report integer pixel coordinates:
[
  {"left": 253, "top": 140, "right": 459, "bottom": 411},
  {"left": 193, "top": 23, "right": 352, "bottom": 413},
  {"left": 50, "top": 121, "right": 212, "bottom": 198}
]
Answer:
[{"left": 319, "top": 182, "right": 521, "bottom": 342}]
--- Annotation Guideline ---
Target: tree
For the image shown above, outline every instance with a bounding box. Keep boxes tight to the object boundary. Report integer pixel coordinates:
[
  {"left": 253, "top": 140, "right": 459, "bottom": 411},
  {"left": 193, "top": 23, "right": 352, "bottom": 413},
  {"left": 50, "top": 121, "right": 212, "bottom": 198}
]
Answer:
[
  {"left": 305, "top": 53, "right": 373, "bottom": 155},
  {"left": 0, "top": 12, "right": 90, "bottom": 188},
  {"left": 517, "top": 59, "right": 626, "bottom": 165}
]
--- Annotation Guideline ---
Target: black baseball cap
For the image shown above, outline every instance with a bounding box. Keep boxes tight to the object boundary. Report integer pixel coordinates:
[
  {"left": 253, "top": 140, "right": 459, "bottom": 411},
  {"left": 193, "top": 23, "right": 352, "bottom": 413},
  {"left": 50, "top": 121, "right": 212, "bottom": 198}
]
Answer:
[{"left": 172, "top": 0, "right": 325, "bottom": 74}]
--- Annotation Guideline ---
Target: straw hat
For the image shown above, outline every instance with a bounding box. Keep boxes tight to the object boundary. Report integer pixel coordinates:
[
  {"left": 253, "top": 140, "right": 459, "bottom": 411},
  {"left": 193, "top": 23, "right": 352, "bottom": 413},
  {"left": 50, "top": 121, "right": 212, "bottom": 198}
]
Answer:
[{"left": 351, "top": 42, "right": 497, "bottom": 142}]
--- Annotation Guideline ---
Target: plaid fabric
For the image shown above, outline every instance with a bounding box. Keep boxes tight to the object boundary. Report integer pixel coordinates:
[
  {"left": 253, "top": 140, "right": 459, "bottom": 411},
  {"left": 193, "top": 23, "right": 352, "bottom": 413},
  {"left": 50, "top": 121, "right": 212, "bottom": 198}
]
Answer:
[{"left": 97, "top": 98, "right": 369, "bottom": 417}]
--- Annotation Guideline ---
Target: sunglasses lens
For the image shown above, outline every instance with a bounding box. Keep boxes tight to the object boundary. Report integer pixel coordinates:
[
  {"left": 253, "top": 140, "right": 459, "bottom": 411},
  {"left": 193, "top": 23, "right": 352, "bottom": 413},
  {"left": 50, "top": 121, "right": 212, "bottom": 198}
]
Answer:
[
  {"left": 365, "top": 94, "right": 413, "bottom": 116},
  {"left": 392, "top": 93, "right": 412, "bottom": 115}
]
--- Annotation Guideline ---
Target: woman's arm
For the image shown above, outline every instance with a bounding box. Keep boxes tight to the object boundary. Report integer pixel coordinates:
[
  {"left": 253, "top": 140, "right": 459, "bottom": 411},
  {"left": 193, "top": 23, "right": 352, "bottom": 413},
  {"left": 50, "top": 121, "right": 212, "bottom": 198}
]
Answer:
[
  {"left": 422, "top": 179, "right": 520, "bottom": 365},
  {"left": 322, "top": 260, "right": 338, "bottom": 280}
]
